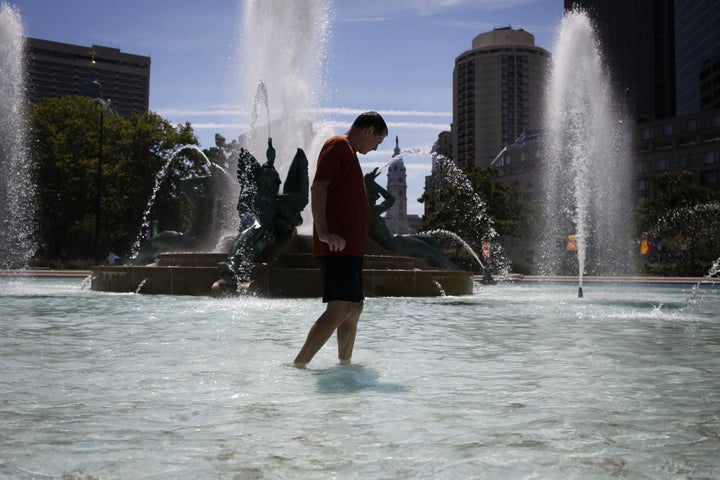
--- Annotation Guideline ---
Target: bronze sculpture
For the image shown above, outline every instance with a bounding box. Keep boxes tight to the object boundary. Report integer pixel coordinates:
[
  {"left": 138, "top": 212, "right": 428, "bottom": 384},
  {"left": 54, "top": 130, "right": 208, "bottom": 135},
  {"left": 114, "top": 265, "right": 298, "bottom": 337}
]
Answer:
[
  {"left": 216, "top": 138, "right": 309, "bottom": 291},
  {"left": 364, "top": 167, "right": 460, "bottom": 270}
]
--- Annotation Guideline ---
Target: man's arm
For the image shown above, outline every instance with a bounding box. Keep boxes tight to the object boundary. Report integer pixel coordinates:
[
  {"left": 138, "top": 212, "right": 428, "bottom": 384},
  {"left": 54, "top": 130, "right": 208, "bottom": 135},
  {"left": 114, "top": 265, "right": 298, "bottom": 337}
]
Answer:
[{"left": 311, "top": 180, "right": 346, "bottom": 252}]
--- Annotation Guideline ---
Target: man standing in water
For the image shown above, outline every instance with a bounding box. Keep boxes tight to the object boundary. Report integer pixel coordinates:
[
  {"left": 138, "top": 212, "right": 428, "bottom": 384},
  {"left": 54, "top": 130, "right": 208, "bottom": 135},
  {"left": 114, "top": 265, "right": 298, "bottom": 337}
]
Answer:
[{"left": 293, "top": 111, "right": 388, "bottom": 367}]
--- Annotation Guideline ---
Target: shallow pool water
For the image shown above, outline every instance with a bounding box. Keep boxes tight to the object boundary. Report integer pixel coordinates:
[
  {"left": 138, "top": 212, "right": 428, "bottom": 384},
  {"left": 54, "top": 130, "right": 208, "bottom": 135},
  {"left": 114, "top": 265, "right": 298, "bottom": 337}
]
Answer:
[{"left": 1, "top": 277, "right": 718, "bottom": 479}]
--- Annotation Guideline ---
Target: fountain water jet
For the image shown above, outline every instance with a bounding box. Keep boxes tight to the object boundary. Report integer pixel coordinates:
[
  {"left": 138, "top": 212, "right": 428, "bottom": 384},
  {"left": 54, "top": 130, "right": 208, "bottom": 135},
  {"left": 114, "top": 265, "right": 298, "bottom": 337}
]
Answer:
[
  {"left": 128, "top": 144, "right": 227, "bottom": 263},
  {"left": 236, "top": 0, "right": 332, "bottom": 192},
  {"left": 251, "top": 79, "right": 271, "bottom": 139},
  {"left": 0, "top": 3, "right": 36, "bottom": 270},
  {"left": 541, "top": 8, "right": 634, "bottom": 296},
  {"left": 689, "top": 257, "right": 720, "bottom": 304},
  {"left": 202, "top": 1, "right": 335, "bottom": 240},
  {"left": 425, "top": 154, "right": 510, "bottom": 276}
]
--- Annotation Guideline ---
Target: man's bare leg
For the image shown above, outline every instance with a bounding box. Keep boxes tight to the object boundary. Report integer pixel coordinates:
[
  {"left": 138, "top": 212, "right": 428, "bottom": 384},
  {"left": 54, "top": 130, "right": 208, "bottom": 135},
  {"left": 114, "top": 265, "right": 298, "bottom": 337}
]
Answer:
[
  {"left": 337, "top": 302, "right": 362, "bottom": 364},
  {"left": 293, "top": 301, "right": 355, "bottom": 366}
]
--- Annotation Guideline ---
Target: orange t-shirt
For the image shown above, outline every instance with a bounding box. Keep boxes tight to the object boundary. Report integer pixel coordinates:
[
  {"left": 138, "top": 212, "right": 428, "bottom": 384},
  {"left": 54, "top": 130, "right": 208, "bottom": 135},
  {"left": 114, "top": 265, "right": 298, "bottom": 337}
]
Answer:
[{"left": 312, "top": 135, "right": 370, "bottom": 258}]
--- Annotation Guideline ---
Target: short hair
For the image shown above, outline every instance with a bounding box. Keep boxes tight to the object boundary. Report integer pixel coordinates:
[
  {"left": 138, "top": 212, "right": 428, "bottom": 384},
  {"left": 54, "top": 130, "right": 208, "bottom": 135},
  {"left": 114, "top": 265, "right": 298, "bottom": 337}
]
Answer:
[{"left": 351, "top": 111, "right": 388, "bottom": 136}]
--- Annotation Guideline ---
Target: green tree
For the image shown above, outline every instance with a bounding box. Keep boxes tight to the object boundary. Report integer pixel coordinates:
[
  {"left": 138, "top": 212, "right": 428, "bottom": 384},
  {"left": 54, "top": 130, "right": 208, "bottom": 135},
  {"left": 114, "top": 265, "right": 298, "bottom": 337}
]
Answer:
[
  {"left": 461, "top": 163, "right": 531, "bottom": 238},
  {"left": 419, "top": 159, "right": 530, "bottom": 271},
  {"left": 30, "top": 96, "right": 205, "bottom": 262},
  {"left": 636, "top": 171, "right": 720, "bottom": 275}
]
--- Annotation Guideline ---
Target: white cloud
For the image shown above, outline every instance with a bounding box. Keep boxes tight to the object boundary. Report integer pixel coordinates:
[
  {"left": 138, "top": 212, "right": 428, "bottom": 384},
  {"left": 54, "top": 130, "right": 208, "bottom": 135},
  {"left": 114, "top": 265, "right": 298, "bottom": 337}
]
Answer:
[
  {"left": 157, "top": 108, "right": 247, "bottom": 117},
  {"left": 158, "top": 106, "right": 451, "bottom": 118},
  {"left": 189, "top": 122, "right": 249, "bottom": 130},
  {"left": 334, "top": 0, "right": 541, "bottom": 22},
  {"left": 389, "top": 121, "right": 450, "bottom": 130},
  {"left": 184, "top": 119, "right": 448, "bottom": 132}
]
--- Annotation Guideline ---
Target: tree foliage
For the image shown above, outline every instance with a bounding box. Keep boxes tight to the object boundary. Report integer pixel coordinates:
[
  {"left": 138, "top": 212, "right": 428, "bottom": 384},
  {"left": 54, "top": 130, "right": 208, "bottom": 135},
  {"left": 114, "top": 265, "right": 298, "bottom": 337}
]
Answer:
[
  {"left": 30, "top": 96, "right": 206, "bottom": 262},
  {"left": 636, "top": 171, "right": 720, "bottom": 276},
  {"left": 419, "top": 159, "right": 531, "bottom": 271}
]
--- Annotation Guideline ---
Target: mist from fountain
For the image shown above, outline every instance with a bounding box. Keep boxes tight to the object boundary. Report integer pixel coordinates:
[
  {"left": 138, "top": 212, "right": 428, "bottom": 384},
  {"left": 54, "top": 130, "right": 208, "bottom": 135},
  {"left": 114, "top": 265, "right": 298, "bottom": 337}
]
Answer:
[
  {"left": 0, "top": 3, "right": 36, "bottom": 269},
  {"left": 541, "top": 8, "right": 634, "bottom": 290},
  {"left": 691, "top": 256, "right": 720, "bottom": 302},
  {"left": 649, "top": 203, "right": 720, "bottom": 240},
  {"left": 376, "top": 148, "right": 433, "bottom": 173},
  {"left": 646, "top": 202, "right": 720, "bottom": 278},
  {"left": 128, "top": 144, "right": 222, "bottom": 261},
  {"left": 420, "top": 229, "right": 488, "bottom": 272},
  {"left": 423, "top": 154, "right": 510, "bottom": 275},
  {"left": 224, "top": 0, "right": 334, "bottom": 235}
]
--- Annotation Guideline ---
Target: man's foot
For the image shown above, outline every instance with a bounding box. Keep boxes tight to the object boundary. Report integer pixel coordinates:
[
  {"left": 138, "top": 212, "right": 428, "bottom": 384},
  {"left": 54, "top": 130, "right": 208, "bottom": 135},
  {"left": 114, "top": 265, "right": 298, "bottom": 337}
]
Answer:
[
  {"left": 211, "top": 279, "right": 234, "bottom": 297},
  {"left": 338, "top": 358, "right": 351, "bottom": 365}
]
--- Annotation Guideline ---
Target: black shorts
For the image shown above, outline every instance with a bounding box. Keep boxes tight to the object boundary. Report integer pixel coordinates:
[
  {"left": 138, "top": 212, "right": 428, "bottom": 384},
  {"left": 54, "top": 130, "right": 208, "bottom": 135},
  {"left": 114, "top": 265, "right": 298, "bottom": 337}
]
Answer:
[{"left": 319, "top": 256, "right": 364, "bottom": 303}]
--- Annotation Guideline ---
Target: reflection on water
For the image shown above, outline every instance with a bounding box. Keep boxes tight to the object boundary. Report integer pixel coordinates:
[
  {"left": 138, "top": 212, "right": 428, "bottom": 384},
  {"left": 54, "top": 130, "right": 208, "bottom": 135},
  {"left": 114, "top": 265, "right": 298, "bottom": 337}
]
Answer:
[
  {"left": 1, "top": 277, "right": 718, "bottom": 479},
  {"left": 311, "top": 364, "right": 409, "bottom": 394}
]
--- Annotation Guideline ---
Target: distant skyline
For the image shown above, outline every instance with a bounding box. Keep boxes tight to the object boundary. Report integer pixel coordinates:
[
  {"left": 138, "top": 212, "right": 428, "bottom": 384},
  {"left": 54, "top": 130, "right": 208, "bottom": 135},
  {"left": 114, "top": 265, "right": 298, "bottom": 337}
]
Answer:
[{"left": 18, "top": 0, "right": 563, "bottom": 214}]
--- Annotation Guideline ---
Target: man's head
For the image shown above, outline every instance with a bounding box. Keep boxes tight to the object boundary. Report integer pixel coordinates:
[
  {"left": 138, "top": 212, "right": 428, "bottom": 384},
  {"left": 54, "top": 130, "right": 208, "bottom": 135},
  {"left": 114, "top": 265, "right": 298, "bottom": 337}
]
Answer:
[{"left": 348, "top": 111, "right": 388, "bottom": 154}]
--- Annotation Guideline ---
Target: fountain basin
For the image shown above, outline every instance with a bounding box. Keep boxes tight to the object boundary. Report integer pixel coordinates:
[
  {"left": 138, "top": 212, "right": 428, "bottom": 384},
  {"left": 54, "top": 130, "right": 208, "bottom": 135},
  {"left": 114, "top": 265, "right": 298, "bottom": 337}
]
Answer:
[
  {"left": 3, "top": 277, "right": 719, "bottom": 478},
  {"left": 91, "top": 235, "right": 474, "bottom": 297},
  {"left": 91, "top": 263, "right": 221, "bottom": 296}
]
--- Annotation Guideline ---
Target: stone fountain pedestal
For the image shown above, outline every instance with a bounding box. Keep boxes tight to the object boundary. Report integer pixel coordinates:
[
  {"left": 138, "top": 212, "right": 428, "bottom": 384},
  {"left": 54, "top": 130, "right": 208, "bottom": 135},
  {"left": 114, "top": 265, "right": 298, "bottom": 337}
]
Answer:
[{"left": 91, "top": 233, "right": 474, "bottom": 297}]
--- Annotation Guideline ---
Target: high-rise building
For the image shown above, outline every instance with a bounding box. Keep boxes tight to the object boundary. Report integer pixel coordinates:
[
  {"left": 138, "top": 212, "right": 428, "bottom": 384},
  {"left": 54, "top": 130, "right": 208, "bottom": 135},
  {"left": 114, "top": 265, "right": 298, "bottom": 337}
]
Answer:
[
  {"left": 452, "top": 27, "right": 550, "bottom": 168},
  {"left": 566, "top": 0, "right": 719, "bottom": 200},
  {"left": 675, "top": 1, "right": 720, "bottom": 115},
  {"left": 565, "top": 0, "right": 676, "bottom": 121},
  {"left": 25, "top": 38, "right": 150, "bottom": 118}
]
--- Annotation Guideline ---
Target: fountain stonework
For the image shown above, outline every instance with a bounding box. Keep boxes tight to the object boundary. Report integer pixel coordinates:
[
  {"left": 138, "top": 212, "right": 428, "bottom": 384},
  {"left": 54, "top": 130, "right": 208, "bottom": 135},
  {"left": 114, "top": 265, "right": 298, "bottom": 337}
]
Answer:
[
  {"left": 90, "top": 236, "right": 473, "bottom": 297},
  {"left": 91, "top": 139, "right": 473, "bottom": 297}
]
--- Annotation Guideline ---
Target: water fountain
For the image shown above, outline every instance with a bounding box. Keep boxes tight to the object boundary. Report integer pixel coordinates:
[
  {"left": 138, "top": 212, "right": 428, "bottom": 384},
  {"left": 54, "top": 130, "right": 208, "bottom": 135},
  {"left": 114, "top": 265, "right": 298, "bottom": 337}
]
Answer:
[
  {"left": 541, "top": 8, "right": 635, "bottom": 297},
  {"left": 3, "top": 5, "right": 719, "bottom": 476},
  {"left": 0, "top": 3, "right": 36, "bottom": 270},
  {"left": 90, "top": 0, "right": 473, "bottom": 297}
]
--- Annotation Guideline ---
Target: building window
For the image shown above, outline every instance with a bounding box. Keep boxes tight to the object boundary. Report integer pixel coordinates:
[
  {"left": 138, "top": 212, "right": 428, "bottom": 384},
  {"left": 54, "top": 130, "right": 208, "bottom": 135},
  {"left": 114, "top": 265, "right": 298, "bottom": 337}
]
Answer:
[
  {"left": 663, "top": 124, "right": 675, "bottom": 136},
  {"left": 637, "top": 178, "right": 650, "bottom": 191},
  {"left": 679, "top": 155, "right": 691, "bottom": 169},
  {"left": 701, "top": 170, "right": 718, "bottom": 186},
  {"left": 642, "top": 128, "right": 654, "bottom": 140},
  {"left": 705, "top": 152, "right": 718, "bottom": 164},
  {"left": 713, "top": 115, "right": 720, "bottom": 128},
  {"left": 655, "top": 158, "right": 668, "bottom": 171},
  {"left": 635, "top": 161, "right": 646, "bottom": 174},
  {"left": 687, "top": 119, "right": 699, "bottom": 132}
]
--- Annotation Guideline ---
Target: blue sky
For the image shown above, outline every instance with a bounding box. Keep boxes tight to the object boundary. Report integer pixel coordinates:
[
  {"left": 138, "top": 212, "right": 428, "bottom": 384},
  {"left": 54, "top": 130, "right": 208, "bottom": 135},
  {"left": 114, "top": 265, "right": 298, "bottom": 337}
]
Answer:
[{"left": 17, "top": 0, "right": 563, "bottom": 215}]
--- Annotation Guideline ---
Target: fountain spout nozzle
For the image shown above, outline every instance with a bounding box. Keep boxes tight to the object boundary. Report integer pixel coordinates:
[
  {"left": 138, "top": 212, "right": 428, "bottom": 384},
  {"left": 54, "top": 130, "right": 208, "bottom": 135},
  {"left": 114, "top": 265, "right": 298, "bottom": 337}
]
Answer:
[{"left": 578, "top": 286, "right": 584, "bottom": 298}]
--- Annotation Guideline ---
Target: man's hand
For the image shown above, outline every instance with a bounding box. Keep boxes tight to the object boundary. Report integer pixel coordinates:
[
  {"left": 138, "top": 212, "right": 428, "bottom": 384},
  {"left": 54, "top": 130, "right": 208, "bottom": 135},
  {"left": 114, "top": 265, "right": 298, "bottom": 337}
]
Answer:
[{"left": 317, "top": 231, "right": 346, "bottom": 252}]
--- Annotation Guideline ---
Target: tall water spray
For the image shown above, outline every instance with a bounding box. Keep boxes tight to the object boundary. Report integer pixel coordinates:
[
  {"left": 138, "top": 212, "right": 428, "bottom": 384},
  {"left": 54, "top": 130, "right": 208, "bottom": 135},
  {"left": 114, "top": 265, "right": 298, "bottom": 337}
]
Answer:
[
  {"left": 541, "top": 9, "right": 633, "bottom": 289},
  {"left": 209, "top": 0, "right": 333, "bottom": 241},
  {"left": 0, "top": 3, "right": 36, "bottom": 269},
  {"left": 238, "top": 0, "right": 331, "bottom": 158}
]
